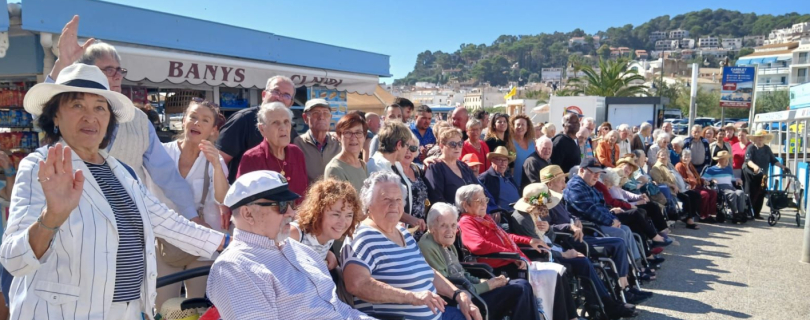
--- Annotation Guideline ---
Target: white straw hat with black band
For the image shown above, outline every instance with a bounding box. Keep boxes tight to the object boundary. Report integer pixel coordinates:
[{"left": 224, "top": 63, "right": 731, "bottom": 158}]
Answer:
[{"left": 23, "top": 63, "right": 134, "bottom": 123}]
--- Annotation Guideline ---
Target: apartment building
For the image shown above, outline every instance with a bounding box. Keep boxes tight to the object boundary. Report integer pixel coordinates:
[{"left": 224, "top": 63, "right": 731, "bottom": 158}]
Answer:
[
  {"left": 698, "top": 37, "right": 720, "bottom": 48},
  {"left": 722, "top": 38, "right": 743, "bottom": 50},
  {"left": 738, "top": 42, "right": 799, "bottom": 92},
  {"left": 669, "top": 29, "right": 690, "bottom": 39}
]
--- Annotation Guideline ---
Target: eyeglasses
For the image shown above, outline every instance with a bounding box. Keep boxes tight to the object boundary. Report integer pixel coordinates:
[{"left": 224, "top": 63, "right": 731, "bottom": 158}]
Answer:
[
  {"left": 268, "top": 89, "right": 293, "bottom": 101},
  {"left": 101, "top": 67, "right": 127, "bottom": 77},
  {"left": 250, "top": 200, "right": 297, "bottom": 214},
  {"left": 445, "top": 141, "right": 463, "bottom": 149},
  {"left": 471, "top": 197, "right": 489, "bottom": 204},
  {"left": 342, "top": 131, "right": 365, "bottom": 139}
]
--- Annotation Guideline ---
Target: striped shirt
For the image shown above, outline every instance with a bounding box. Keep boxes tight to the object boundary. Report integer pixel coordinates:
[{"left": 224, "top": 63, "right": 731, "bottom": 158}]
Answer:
[
  {"left": 342, "top": 224, "right": 440, "bottom": 320},
  {"left": 85, "top": 161, "right": 146, "bottom": 302},
  {"left": 702, "top": 165, "right": 735, "bottom": 187}
]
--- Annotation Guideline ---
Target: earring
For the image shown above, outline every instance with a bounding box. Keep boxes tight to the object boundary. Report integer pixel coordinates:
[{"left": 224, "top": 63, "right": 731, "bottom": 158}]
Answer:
[{"left": 54, "top": 126, "right": 59, "bottom": 134}]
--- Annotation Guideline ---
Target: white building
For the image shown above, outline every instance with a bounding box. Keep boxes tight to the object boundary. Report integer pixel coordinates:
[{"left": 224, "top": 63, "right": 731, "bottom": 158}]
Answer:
[
  {"left": 722, "top": 38, "right": 743, "bottom": 50},
  {"left": 669, "top": 29, "right": 689, "bottom": 39},
  {"left": 655, "top": 39, "right": 678, "bottom": 51},
  {"left": 738, "top": 42, "right": 798, "bottom": 92},
  {"left": 790, "top": 39, "right": 810, "bottom": 87},
  {"left": 744, "top": 35, "right": 766, "bottom": 47},
  {"left": 679, "top": 38, "right": 695, "bottom": 49},
  {"left": 463, "top": 87, "right": 506, "bottom": 109},
  {"left": 698, "top": 37, "right": 720, "bottom": 48},
  {"left": 650, "top": 31, "right": 668, "bottom": 41},
  {"left": 569, "top": 37, "right": 586, "bottom": 47}
]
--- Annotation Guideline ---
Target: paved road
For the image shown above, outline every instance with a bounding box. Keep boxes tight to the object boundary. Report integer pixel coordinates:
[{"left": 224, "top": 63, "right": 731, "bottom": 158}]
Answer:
[{"left": 634, "top": 210, "right": 810, "bottom": 319}]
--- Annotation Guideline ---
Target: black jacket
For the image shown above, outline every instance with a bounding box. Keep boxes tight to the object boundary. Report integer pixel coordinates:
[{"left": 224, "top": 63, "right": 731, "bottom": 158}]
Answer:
[{"left": 551, "top": 133, "right": 581, "bottom": 175}]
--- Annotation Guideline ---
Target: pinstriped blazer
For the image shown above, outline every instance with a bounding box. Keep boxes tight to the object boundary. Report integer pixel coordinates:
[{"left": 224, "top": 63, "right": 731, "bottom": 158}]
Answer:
[{"left": 0, "top": 144, "right": 224, "bottom": 320}]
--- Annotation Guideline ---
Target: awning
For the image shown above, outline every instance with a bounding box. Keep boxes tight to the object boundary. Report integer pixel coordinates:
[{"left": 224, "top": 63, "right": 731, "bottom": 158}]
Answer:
[
  {"left": 736, "top": 58, "right": 751, "bottom": 66},
  {"left": 761, "top": 57, "right": 777, "bottom": 64},
  {"left": 748, "top": 58, "right": 763, "bottom": 64},
  {"left": 116, "top": 45, "right": 379, "bottom": 95},
  {"left": 532, "top": 104, "right": 550, "bottom": 114},
  {"left": 776, "top": 56, "right": 792, "bottom": 61}
]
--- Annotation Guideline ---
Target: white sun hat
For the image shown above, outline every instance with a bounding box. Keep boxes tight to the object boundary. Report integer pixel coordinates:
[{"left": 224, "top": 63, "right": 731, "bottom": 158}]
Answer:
[{"left": 23, "top": 63, "right": 134, "bottom": 123}]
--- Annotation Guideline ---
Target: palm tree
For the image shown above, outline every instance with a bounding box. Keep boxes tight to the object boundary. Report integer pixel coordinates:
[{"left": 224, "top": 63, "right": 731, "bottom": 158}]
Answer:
[{"left": 568, "top": 57, "right": 649, "bottom": 97}]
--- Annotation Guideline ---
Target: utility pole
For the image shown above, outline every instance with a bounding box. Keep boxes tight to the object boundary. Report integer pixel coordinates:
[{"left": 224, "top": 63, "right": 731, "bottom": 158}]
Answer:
[{"left": 688, "top": 63, "right": 699, "bottom": 130}]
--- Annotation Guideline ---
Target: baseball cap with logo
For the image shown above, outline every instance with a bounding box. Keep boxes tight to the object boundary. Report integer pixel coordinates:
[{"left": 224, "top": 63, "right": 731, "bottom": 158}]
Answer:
[{"left": 223, "top": 170, "right": 301, "bottom": 210}]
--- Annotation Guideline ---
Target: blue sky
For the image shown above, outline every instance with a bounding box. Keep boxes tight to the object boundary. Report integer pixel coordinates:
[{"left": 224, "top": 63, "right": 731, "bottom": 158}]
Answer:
[{"left": 105, "top": 0, "right": 810, "bottom": 82}]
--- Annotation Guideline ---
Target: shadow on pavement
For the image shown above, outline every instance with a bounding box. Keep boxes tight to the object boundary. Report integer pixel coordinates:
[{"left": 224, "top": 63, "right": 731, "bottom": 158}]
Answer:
[{"left": 642, "top": 293, "right": 752, "bottom": 318}]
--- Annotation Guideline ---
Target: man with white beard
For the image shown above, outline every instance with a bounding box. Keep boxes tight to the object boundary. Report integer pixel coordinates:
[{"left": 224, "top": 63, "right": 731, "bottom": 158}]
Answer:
[{"left": 207, "top": 170, "right": 373, "bottom": 319}]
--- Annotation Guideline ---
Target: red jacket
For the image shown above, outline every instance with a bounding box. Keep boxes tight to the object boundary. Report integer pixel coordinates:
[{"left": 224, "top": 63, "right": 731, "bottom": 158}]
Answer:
[
  {"left": 458, "top": 213, "right": 532, "bottom": 268},
  {"left": 593, "top": 181, "right": 632, "bottom": 210}
]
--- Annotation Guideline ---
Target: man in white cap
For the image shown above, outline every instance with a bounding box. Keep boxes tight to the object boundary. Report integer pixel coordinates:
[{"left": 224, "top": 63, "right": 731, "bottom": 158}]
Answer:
[
  {"left": 293, "top": 98, "right": 341, "bottom": 183},
  {"left": 207, "top": 170, "right": 373, "bottom": 319}
]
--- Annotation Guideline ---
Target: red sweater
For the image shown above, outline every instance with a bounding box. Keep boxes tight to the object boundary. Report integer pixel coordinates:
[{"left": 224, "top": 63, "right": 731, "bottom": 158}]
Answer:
[
  {"left": 237, "top": 140, "right": 308, "bottom": 204},
  {"left": 461, "top": 140, "right": 490, "bottom": 174},
  {"left": 458, "top": 213, "right": 532, "bottom": 268},
  {"left": 593, "top": 181, "right": 632, "bottom": 210}
]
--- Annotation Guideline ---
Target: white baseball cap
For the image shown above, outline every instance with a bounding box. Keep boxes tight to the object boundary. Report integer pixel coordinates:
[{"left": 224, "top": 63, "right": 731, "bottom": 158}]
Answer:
[{"left": 223, "top": 170, "right": 301, "bottom": 210}]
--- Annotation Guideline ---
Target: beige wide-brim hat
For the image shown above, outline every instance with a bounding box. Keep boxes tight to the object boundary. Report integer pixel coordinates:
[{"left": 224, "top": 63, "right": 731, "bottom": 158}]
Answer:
[
  {"left": 539, "top": 165, "right": 565, "bottom": 184},
  {"left": 486, "top": 146, "right": 516, "bottom": 162},
  {"left": 748, "top": 130, "right": 774, "bottom": 143},
  {"left": 24, "top": 63, "right": 134, "bottom": 123},
  {"left": 513, "top": 182, "right": 561, "bottom": 213},
  {"left": 713, "top": 150, "right": 732, "bottom": 161}
]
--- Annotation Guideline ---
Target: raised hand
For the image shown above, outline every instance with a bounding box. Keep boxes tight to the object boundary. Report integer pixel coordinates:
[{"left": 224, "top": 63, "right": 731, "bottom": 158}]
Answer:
[
  {"left": 199, "top": 140, "right": 222, "bottom": 168},
  {"left": 38, "top": 143, "right": 84, "bottom": 228},
  {"left": 51, "top": 16, "right": 95, "bottom": 80}
]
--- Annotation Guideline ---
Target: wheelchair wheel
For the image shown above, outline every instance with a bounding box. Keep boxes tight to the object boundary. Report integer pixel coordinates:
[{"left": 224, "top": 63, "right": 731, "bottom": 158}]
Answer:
[
  {"left": 581, "top": 304, "right": 609, "bottom": 320},
  {"left": 768, "top": 213, "right": 777, "bottom": 226},
  {"left": 797, "top": 213, "right": 802, "bottom": 228}
]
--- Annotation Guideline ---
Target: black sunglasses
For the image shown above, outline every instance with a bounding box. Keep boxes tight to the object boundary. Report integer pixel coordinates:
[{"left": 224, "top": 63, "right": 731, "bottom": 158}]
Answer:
[
  {"left": 250, "top": 200, "right": 297, "bottom": 214},
  {"left": 408, "top": 145, "right": 419, "bottom": 152}
]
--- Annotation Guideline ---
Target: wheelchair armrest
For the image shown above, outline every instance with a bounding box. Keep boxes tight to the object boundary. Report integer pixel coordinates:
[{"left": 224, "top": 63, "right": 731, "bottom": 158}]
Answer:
[
  {"left": 366, "top": 313, "right": 406, "bottom": 320},
  {"left": 156, "top": 266, "right": 211, "bottom": 288},
  {"left": 180, "top": 297, "right": 213, "bottom": 310},
  {"left": 471, "top": 252, "right": 524, "bottom": 261},
  {"left": 461, "top": 262, "right": 496, "bottom": 279}
]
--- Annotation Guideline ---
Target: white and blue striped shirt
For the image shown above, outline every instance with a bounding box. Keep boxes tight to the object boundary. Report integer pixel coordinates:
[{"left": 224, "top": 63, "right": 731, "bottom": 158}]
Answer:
[
  {"left": 342, "top": 224, "right": 440, "bottom": 320},
  {"left": 85, "top": 161, "right": 145, "bottom": 302}
]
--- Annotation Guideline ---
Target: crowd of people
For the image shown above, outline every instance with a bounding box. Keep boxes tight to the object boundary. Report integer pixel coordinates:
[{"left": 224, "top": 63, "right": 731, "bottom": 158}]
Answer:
[{"left": 0, "top": 15, "right": 791, "bottom": 320}]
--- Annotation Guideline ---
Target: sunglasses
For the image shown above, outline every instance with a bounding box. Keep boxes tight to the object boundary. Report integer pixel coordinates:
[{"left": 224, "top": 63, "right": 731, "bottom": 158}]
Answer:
[
  {"left": 445, "top": 141, "right": 463, "bottom": 149},
  {"left": 408, "top": 145, "right": 419, "bottom": 152},
  {"left": 250, "top": 200, "right": 297, "bottom": 214}
]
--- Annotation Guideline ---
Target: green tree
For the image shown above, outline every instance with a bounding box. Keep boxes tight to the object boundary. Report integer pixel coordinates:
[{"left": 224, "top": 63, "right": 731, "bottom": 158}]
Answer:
[
  {"left": 567, "top": 58, "right": 649, "bottom": 97},
  {"left": 755, "top": 90, "right": 790, "bottom": 114},
  {"left": 596, "top": 44, "right": 611, "bottom": 60}
]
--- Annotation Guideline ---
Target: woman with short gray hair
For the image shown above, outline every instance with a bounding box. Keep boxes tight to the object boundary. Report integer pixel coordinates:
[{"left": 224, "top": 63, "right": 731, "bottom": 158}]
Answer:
[
  {"left": 647, "top": 133, "right": 670, "bottom": 169},
  {"left": 342, "top": 172, "right": 481, "bottom": 320},
  {"left": 237, "top": 101, "right": 308, "bottom": 203},
  {"left": 418, "top": 203, "right": 542, "bottom": 320}
]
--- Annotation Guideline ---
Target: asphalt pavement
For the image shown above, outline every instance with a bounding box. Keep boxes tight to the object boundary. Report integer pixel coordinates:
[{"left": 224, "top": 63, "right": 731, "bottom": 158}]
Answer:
[{"left": 634, "top": 209, "right": 810, "bottom": 319}]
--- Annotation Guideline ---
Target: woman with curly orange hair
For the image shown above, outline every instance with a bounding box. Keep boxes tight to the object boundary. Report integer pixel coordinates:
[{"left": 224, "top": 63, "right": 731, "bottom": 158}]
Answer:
[{"left": 290, "top": 179, "right": 363, "bottom": 270}]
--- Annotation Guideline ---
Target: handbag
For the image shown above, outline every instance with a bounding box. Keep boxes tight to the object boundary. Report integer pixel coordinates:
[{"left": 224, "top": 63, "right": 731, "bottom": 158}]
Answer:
[{"left": 158, "top": 161, "right": 210, "bottom": 268}]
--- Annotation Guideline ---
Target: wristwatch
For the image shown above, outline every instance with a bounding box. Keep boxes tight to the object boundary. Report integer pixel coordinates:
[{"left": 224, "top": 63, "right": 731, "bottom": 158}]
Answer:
[{"left": 452, "top": 289, "right": 465, "bottom": 301}]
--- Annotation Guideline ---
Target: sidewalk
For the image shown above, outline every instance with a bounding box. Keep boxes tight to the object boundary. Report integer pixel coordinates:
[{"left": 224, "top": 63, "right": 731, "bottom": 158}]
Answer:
[{"left": 635, "top": 212, "right": 810, "bottom": 319}]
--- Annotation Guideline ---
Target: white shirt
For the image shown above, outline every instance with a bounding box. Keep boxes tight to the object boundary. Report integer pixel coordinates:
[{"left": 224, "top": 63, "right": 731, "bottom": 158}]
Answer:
[
  {"left": 154, "top": 141, "right": 228, "bottom": 232},
  {"left": 618, "top": 138, "right": 632, "bottom": 158},
  {"left": 207, "top": 229, "right": 372, "bottom": 320},
  {"left": 290, "top": 222, "right": 333, "bottom": 260},
  {"left": 1, "top": 146, "right": 223, "bottom": 320}
]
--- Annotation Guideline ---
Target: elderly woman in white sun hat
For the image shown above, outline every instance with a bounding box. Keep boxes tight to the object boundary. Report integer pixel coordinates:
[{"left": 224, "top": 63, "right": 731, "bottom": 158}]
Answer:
[{"left": 0, "top": 64, "right": 227, "bottom": 320}]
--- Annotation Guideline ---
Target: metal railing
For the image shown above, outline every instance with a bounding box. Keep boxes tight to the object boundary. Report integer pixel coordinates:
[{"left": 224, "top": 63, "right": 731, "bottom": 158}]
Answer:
[
  {"left": 757, "top": 83, "right": 789, "bottom": 91},
  {"left": 758, "top": 67, "right": 791, "bottom": 74}
]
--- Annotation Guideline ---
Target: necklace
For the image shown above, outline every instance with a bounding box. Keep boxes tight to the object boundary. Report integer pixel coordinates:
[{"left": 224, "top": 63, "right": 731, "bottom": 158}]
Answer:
[{"left": 273, "top": 147, "right": 290, "bottom": 181}]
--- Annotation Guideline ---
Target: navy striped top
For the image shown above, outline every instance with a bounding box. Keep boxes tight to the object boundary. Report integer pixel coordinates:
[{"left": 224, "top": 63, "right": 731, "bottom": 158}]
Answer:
[
  {"left": 86, "top": 161, "right": 146, "bottom": 302},
  {"left": 342, "top": 224, "right": 440, "bottom": 320}
]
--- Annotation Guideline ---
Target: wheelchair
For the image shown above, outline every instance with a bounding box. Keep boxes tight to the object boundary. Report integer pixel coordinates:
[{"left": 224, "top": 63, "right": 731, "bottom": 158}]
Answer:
[
  {"left": 156, "top": 266, "right": 412, "bottom": 320},
  {"left": 706, "top": 180, "right": 752, "bottom": 224}
]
